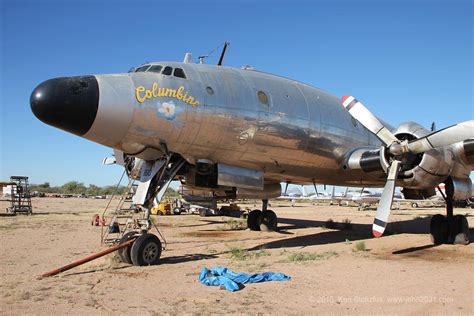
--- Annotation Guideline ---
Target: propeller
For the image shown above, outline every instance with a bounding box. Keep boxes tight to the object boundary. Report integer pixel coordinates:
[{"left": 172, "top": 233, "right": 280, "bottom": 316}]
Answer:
[
  {"left": 372, "top": 160, "right": 400, "bottom": 237},
  {"left": 342, "top": 95, "right": 473, "bottom": 237},
  {"left": 391, "top": 120, "right": 474, "bottom": 155},
  {"left": 342, "top": 96, "right": 398, "bottom": 146}
]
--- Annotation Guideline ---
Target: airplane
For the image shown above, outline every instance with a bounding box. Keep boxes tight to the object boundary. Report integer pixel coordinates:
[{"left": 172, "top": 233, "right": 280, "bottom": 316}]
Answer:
[
  {"left": 30, "top": 47, "right": 474, "bottom": 266},
  {"left": 350, "top": 184, "right": 472, "bottom": 210},
  {"left": 277, "top": 185, "right": 313, "bottom": 199}
]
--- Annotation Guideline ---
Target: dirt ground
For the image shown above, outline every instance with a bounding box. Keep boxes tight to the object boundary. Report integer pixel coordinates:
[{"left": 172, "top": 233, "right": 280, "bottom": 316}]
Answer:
[{"left": 0, "top": 197, "right": 473, "bottom": 315}]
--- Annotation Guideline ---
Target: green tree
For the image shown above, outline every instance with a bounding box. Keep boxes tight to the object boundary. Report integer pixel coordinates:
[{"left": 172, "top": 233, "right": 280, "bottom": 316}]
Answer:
[
  {"left": 99, "top": 186, "right": 116, "bottom": 196},
  {"left": 61, "top": 181, "right": 87, "bottom": 194},
  {"left": 164, "top": 187, "right": 179, "bottom": 198},
  {"left": 30, "top": 182, "right": 55, "bottom": 193},
  {"left": 87, "top": 184, "right": 101, "bottom": 196},
  {"left": 38, "top": 182, "right": 50, "bottom": 189}
]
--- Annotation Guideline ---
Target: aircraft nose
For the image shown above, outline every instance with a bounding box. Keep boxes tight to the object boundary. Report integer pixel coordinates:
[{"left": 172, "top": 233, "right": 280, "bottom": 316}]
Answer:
[{"left": 30, "top": 76, "right": 99, "bottom": 136}]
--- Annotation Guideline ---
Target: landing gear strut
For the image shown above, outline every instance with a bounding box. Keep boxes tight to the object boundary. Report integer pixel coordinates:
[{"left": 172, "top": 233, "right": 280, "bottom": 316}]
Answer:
[
  {"left": 117, "top": 154, "right": 185, "bottom": 265},
  {"left": 247, "top": 199, "right": 278, "bottom": 232},
  {"left": 430, "top": 177, "right": 469, "bottom": 245}
]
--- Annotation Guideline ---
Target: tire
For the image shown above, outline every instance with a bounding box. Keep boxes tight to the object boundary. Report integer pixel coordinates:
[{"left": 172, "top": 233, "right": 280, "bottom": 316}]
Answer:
[
  {"left": 117, "top": 231, "right": 138, "bottom": 264},
  {"left": 450, "top": 215, "right": 470, "bottom": 245},
  {"left": 130, "top": 233, "right": 162, "bottom": 266},
  {"left": 199, "top": 208, "right": 207, "bottom": 217},
  {"left": 173, "top": 208, "right": 181, "bottom": 215},
  {"left": 430, "top": 214, "right": 447, "bottom": 245},
  {"left": 247, "top": 210, "right": 261, "bottom": 231},
  {"left": 259, "top": 210, "right": 277, "bottom": 232},
  {"left": 411, "top": 202, "right": 418, "bottom": 208}
]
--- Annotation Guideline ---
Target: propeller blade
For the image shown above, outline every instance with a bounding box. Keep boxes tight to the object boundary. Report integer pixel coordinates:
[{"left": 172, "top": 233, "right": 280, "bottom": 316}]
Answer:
[
  {"left": 372, "top": 160, "right": 401, "bottom": 237},
  {"left": 342, "top": 96, "right": 398, "bottom": 146},
  {"left": 406, "top": 120, "right": 474, "bottom": 154}
]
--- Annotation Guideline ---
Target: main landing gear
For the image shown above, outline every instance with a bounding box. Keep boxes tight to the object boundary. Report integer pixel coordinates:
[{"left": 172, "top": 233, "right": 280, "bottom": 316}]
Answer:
[
  {"left": 430, "top": 178, "right": 470, "bottom": 245},
  {"left": 247, "top": 199, "right": 278, "bottom": 232}
]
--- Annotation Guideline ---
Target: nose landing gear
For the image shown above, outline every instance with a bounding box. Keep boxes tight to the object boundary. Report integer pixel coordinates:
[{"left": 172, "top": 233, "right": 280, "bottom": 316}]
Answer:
[{"left": 116, "top": 154, "right": 186, "bottom": 266}]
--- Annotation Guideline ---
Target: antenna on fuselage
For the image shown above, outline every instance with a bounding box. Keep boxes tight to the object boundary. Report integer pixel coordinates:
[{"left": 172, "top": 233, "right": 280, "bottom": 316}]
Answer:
[
  {"left": 217, "top": 41, "right": 230, "bottom": 66},
  {"left": 183, "top": 53, "right": 193, "bottom": 63},
  {"left": 198, "top": 56, "right": 206, "bottom": 64},
  {"left": 198, "top": 41, "right": 230, "bottom": 65}
]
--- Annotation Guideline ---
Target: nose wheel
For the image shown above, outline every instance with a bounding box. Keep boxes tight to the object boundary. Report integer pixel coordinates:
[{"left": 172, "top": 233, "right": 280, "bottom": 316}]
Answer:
[
  {"left": 117, "top": 231, "right": 138, "bottom": 264},
  {"left": 130, "top": 233, "right": 162, "bottom": 266}
]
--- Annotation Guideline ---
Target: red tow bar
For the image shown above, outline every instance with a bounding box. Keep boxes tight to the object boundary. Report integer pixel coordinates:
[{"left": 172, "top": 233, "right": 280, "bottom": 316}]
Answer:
[{"left": 39, "top": 239, "right": 135, "bottom": 279}]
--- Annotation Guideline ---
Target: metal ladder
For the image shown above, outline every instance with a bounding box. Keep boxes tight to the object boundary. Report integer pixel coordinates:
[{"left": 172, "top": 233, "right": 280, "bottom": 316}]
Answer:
[{"left": 101, "top": 174, "right": 140, "bottom": 245}]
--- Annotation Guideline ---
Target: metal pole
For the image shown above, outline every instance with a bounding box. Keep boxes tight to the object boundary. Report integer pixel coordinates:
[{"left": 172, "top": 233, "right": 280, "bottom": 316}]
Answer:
[{"left": 39, "top": 239, "right": 135, "bottom": 279}]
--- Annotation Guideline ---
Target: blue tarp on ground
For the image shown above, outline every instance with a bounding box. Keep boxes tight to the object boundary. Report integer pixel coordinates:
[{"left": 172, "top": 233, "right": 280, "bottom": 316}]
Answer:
[{"left": 198, "top": 266, "right": 291, "bottom": 292}]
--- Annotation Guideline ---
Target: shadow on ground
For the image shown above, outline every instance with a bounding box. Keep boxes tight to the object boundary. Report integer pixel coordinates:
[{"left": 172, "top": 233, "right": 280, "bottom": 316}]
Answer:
[
  {"left": 160, "top": 253, "right": 218, "bottom": 265},
  {"left": 249, "top": 217, "right": 474, "bottom": 250},
  {"left": 249, "top": 229, "right": 371, "bottom": 250}
]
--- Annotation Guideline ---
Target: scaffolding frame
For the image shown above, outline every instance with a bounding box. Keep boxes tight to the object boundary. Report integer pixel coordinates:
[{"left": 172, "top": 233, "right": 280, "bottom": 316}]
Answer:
[{"left": 6, "top": 176, "right": 33, "bottom": 215}]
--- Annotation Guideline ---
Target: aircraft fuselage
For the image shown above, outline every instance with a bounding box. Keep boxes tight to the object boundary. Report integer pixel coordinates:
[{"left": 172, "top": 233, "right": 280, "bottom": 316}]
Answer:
[{"left": 31, "top": 62, "right": 388, "bottom": 186}]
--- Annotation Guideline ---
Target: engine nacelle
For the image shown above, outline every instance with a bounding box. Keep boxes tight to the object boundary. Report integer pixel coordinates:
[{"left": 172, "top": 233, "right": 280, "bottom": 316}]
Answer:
[
  {"left": 460, "top": 139, "right": 474, "bottom": 168},
  {"left": 450, "top": 177, "right": 473, "bottom": 200},
  {"left": 345, "top": 122, "right": 456, "bottom": 190},
  {"left": 450, "top": 139, "right": 474, "bottom": 178},
  {"left": 387, "top": 122, "right": 454, "bottom": 189}
]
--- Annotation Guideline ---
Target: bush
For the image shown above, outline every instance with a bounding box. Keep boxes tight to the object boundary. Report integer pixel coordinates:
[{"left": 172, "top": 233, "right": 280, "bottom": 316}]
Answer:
[
  {"left": 228, "top": 247, "right": 270, "bottom": 260},
  {"left": 324, "top": 219, "right": 336, "bottom": 229},
  {"left": 353, "top": 241, "right": 368, "bottom": 252},
  {"left": 342, "top": 218, "right": 352, "bottom": 230},
  {"left": 288, "top": 251, "right": 337, "bottom": 262},
  {"left": 224, "top": 219, "right": 248, "bottom": 231}
]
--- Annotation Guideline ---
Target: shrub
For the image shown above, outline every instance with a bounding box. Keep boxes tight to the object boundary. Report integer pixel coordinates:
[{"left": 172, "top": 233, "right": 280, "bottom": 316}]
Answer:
[{"left": 353, "top": 241, "right": 368, "bottom": 252}]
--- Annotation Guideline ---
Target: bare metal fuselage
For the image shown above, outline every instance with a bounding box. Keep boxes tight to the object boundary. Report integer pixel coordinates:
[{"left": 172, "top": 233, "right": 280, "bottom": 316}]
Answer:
[{"left": 84, "top": 62, "right": 384, "bottom": 186}]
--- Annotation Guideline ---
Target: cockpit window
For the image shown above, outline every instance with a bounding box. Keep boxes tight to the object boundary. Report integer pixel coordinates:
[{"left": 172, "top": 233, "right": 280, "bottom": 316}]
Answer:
[
  {"left": 148, "top": 65, "right": 163, "bottom": 73},
  {"left": 162, "top": 66, "right": 173, "bottom": 75},
  {"left": 135, "top": 65, "right": 151, "bottom": 72},
  {"left": 174, "top": 68, "right": 186, "bottom": 79}
]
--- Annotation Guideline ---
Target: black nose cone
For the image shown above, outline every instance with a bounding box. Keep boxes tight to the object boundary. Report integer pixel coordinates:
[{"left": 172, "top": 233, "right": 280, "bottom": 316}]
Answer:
[{"left": 30, "top": 76, "right": 99, "bottom": 136}]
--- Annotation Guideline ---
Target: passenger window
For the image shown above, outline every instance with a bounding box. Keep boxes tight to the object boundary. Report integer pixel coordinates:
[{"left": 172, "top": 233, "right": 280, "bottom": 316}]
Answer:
[
  {"left": 174, "top": 68, "right": 186, "bottom": 79},
  {"left": 258, "top": 91, "right": 269, "bottom": 105},
  {"left": 162, "top": 66, "right": 173, "bottom": 75},
  {"left": 135, "top": 65, "right": 151, "bottom": 72},
  {"left": 148, "top": 65, "right": 163, "bottom": 73}
]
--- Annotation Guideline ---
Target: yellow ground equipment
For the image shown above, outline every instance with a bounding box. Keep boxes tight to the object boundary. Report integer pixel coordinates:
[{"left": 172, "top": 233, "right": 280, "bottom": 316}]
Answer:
[{"left": 151, "top": 202, "right": 172, "bottom": 215}]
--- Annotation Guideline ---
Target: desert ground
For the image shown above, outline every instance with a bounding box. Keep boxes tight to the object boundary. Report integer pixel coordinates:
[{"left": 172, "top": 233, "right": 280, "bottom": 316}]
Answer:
[{"left": 0, "top": 197, "right": 473, "bottom": 315}]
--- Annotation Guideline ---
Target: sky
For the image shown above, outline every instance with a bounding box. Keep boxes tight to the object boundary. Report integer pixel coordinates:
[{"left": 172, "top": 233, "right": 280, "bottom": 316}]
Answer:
[{"left": 1, "top": 0, "right": 473, "bottom": 189}]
